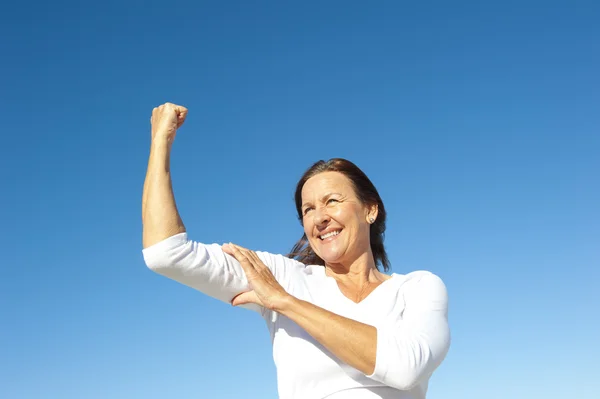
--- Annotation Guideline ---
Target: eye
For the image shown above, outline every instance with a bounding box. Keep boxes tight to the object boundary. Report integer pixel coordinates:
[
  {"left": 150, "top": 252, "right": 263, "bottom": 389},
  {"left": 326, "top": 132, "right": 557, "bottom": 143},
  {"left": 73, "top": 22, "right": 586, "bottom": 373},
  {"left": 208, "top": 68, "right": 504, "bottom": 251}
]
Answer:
[
  {"left": 327, "top": 198, "right": 339, "bottom": 205},
  {"left": 302, "top": 207, "right": 313, "bottom": 215}
]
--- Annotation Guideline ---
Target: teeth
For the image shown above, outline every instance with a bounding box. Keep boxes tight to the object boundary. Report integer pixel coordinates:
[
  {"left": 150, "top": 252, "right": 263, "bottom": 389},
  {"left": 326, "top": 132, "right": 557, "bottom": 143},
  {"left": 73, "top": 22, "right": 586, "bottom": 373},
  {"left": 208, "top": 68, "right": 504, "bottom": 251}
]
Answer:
[{"left": 320, "top": 230, "right": 340, "bottom": 240}]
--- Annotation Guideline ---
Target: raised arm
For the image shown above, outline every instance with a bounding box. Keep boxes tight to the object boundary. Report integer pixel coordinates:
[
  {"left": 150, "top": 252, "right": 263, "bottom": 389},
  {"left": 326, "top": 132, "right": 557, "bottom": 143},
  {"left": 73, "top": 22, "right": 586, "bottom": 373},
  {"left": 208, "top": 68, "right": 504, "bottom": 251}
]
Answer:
[
  {"left": 140, "top": 103, "right": 301, "bottom": 313},
  {"left": 142, "top": 102, "right": 188, "bottom": 248}
]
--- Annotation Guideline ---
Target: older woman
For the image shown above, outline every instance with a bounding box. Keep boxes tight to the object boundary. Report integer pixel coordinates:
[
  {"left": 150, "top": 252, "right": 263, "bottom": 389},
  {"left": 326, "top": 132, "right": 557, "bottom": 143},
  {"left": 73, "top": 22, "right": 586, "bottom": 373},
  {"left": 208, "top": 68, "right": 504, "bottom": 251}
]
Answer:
[{"left": 142, "top": 103, "right": 450, "bottom": 399}]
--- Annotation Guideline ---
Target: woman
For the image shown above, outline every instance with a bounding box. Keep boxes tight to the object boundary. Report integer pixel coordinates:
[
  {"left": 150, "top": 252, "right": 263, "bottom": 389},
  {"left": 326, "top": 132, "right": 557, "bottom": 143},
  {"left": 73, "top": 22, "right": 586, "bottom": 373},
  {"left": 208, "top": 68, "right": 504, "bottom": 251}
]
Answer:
[{"left": 142, "top": 103, "right": 450, "bottom": 399}]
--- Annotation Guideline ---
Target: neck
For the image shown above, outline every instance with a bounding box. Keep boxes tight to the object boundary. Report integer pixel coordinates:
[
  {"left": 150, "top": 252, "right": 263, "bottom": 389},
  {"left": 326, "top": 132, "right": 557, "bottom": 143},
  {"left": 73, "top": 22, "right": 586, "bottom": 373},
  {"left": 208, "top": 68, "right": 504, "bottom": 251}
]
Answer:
[{"left": 325, "top": 250, "right": 381, "bottom": 286}]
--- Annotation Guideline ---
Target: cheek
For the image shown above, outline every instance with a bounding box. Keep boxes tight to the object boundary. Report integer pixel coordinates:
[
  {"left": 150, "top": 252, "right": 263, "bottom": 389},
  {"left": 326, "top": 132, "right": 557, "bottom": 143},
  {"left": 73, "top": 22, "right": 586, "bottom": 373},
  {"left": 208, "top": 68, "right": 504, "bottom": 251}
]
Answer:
[
  {"left": 331, "top": 204, "right": 358, "bottom": 223},
  {"left": 328, "top": 206, "right": 345, "bottom": 220},
  {"left": 302, "top": 221, "right": 313, "bottom": 238}
]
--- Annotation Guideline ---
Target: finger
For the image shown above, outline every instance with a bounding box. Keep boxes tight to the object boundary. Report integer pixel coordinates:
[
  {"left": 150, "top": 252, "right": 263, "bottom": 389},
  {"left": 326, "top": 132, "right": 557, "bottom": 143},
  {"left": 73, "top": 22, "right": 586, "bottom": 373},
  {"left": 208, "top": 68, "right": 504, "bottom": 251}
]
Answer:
[
  {"left": 231, "top": 290, "right": 261, "bottom": 307},
  {"left": 232, "top": 246, "right": 266, "bottom": 271},
  {"left": 176, "top": 106, "right": 188, "bottom": 118},
  {"left": 229, "top": 243, "right": 248, "bottom": 252},
  {"left": 175, "top": 106, "right": 188, "bottom": 127},
  {"left": 222, "top": 243, "right": 244, "bottom": 260},
  {"left": 221, "top": 243, "right": 234, "bottom": 255},
  {"left": 230, "top": 244, "right": 258, "bottom": 260},
  {"left": 230, "top": 245, "right": 261, "bottom": 270},
  {"left": 235, "top": 246, "right": 257, "bottom": 270},
  {"left": 229, "top": 243, "right": 252, "bottom": 260},
  {"left": 224, "top": 243, "right": 257, "bottom": 272},
  {"left": 246, "top": 250, "right": 266, "bottom": 270},
  {"left": 223, "top": 242, "right": 243, "bottom": 256}
]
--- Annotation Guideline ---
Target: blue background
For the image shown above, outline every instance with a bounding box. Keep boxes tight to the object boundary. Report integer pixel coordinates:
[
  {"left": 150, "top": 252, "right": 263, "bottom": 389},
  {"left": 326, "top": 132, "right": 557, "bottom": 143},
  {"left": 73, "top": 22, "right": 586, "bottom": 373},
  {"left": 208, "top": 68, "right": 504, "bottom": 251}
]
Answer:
[{"left": 1, "top": 1, "right": 598, "bottom": 398}]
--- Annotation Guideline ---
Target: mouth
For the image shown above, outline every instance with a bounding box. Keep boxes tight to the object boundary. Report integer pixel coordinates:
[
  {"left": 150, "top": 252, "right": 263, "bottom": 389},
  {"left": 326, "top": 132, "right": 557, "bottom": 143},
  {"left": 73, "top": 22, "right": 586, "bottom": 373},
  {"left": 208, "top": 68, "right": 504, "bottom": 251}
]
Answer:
[{"left": 318, "top": 229, "right": 342, "bottom": 241}]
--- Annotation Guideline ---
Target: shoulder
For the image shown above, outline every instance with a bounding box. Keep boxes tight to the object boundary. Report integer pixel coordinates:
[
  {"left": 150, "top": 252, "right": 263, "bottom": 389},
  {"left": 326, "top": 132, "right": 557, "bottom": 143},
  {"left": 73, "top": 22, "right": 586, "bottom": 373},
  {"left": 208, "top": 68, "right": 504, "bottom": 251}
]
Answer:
[
  {"left": 402, "top": 270, "right": 446, "bottom": 288},
  {"left": 398, "top": 271, "right": 448, "bottom": 309}
]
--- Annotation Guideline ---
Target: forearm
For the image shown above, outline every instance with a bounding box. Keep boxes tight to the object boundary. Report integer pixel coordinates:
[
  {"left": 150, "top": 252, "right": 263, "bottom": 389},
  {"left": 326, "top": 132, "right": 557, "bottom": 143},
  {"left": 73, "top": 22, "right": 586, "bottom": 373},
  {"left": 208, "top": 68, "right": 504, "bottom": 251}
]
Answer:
[
  {"left": 278, "top": 296, "right": 377, "bottom": 375},
  {"left": 142, "top": 137, "right": 186, "bottom": 248}
]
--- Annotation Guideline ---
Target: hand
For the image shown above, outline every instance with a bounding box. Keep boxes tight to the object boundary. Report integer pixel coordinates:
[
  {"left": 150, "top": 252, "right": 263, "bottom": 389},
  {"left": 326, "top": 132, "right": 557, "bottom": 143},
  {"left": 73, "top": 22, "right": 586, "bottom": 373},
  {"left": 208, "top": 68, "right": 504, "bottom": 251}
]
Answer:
[
  {"left": 222, "top": 243, "right": 291, "bottom": 311},
  {"left": 151, "top": 102, "right": 188, "bottom": 142}
]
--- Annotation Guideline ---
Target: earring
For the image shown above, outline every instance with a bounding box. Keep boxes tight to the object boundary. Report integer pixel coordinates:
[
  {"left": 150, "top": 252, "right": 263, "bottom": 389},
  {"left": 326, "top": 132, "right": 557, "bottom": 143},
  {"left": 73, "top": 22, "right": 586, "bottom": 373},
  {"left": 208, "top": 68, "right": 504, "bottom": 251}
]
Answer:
[{"left": 369, "top": 217, "right": 375, "bottom": 224}]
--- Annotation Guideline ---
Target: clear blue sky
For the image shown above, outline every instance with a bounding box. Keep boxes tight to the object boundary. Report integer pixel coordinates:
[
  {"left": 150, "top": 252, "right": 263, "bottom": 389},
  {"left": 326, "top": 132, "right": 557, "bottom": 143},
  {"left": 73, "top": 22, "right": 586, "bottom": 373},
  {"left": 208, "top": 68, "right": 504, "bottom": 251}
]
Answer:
[{"left": 1, "top": 1, "right": 598, "bottom": 398}]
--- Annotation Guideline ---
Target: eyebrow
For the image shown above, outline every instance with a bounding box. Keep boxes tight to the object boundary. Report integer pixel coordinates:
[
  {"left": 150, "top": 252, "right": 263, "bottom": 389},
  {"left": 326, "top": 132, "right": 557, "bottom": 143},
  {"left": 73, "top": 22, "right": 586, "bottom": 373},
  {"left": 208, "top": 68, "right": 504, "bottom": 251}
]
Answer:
[{"left": 301, "top": 192, "right": 341, "bottom": 209}]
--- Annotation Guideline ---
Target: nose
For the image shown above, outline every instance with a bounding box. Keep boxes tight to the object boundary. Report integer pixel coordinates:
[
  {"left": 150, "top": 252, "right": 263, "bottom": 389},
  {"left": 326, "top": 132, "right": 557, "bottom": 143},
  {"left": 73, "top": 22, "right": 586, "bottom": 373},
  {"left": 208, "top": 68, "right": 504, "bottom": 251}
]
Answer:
[{"left": 313, "top": 206, "right": 330, "bottom": 227}]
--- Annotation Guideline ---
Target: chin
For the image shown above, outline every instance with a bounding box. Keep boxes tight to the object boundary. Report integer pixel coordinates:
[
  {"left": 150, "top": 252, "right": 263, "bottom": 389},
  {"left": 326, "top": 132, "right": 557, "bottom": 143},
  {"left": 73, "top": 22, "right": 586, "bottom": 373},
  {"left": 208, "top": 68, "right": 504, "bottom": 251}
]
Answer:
[
  {"left": 310, "top": 237, "right": 350, "bottom": 265},
  {"left": 317, "top": 249, "right": 345, "bottom": 265}
]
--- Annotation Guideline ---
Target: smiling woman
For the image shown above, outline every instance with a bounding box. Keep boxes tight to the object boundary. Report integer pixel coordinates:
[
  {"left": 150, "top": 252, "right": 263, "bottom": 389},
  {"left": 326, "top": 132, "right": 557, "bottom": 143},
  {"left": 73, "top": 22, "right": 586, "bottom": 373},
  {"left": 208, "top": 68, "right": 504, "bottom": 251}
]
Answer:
[
  {"left": 289, "top": 159, "right": 389, "bottom": 274},
  {"left": 141, "top": 103, "right": 451, "bottom": 399}
]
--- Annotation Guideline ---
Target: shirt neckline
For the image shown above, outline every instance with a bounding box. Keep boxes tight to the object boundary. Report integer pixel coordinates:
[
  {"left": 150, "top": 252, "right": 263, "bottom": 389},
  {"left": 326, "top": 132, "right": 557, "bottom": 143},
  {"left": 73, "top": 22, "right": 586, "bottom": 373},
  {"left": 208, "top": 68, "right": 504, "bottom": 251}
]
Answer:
[{"left": 320, "top": 268, "right": 399, "bottom": 305}]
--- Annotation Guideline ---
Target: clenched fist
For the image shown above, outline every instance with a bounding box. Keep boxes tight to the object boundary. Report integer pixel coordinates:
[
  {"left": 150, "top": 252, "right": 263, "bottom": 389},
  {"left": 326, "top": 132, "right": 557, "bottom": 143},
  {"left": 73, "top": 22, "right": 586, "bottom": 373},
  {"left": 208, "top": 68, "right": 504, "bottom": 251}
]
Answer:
[{"left": 151, "top": 102, "right": 188, "bottom": 142}]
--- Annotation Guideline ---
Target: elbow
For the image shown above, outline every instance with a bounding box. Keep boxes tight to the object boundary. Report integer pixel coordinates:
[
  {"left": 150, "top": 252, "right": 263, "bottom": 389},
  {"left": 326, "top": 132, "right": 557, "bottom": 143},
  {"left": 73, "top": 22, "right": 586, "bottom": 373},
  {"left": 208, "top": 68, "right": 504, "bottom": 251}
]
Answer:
[
  {"left": 384, "top": 369, "right": 428, "bottom": 391},
  {"left": 377, "top": 334, "right": 451, "bottom": 391},
  {"left": 144, "top": 255, "right": 172, "bottom": 274},
  {"left": 371, "top": 353, "right": 433, "bottom": 391},
  {"left": 143, "top": 249, "right": 177, "bottom": 275},
  {"left": 142, "top": 226, "right": 186, "bottom": 250},
  {"left": 141, "top": 232, "right": 190, "bottom": 275}
]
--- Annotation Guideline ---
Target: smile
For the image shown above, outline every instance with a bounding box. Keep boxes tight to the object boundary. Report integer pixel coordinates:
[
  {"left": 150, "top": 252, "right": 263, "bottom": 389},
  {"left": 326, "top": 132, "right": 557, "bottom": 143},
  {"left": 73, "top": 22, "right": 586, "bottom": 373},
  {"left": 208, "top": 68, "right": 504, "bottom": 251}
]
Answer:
[{"left": 319, "top": 229, "right": 342, "bottom": 240}]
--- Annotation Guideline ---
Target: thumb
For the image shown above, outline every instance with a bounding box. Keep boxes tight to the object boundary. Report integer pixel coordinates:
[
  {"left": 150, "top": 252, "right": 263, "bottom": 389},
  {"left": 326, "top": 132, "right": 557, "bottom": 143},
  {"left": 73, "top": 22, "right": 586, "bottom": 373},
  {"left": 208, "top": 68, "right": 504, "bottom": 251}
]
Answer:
[
  {"left": 175, "top": 106, "right": 188, "bottom": 128},
  {"left": 231, "top": 291, "right": 259, "bottom": 307}
]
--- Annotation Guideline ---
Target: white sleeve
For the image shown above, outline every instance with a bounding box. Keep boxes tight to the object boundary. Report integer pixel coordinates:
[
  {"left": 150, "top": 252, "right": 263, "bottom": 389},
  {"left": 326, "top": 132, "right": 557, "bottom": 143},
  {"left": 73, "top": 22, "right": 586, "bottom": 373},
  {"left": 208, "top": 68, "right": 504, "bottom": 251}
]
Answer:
[
  {"left": 141, "top": 232, "right": 297, "bottom": 315},
  {"left": 366, "top": 272, "right": 451, "bottom": 390}
]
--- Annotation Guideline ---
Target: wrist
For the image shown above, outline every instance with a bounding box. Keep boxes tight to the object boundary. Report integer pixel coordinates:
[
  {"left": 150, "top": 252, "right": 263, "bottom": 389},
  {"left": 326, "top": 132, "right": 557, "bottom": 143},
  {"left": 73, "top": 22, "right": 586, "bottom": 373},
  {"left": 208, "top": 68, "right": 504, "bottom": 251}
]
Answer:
[
  {"left": 275, "top": 293, "right": 299, "bottom": 314},
  {"left": 150, "top": 136, "right": 173, "bottom": 152}
]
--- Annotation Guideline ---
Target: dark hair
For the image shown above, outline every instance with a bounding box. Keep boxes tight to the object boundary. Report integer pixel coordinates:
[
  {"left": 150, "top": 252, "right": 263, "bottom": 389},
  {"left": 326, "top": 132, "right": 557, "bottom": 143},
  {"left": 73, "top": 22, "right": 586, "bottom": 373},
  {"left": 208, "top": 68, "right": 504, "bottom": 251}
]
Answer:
[{"left": 287, "top": 158, "right": 390, "bottom": 271}]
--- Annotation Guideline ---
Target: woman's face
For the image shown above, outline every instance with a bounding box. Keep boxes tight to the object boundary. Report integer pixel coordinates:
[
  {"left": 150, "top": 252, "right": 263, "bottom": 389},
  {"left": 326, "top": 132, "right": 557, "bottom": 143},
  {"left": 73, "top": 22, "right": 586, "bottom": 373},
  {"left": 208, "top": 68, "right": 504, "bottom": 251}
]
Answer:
[{"left": 300, "top": 171, "right": 377, "bottom": 266}]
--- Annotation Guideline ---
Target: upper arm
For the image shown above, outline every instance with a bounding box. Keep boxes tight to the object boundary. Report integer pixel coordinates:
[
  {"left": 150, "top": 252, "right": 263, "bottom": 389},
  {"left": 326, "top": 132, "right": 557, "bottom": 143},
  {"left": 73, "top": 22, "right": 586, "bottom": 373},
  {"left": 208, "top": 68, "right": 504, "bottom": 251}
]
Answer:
[
  {"left": 142, "top": 232, "right": 294, "bottom": 313},
  {"left": 368, "top": 272, "right": 451, "bottom": 390}
]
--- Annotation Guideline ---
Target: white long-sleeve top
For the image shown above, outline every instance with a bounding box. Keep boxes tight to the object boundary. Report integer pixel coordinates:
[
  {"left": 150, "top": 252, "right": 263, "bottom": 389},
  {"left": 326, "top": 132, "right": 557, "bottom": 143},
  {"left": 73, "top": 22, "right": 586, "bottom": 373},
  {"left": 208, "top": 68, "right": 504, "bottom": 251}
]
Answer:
[{"left": 142, "top": 233, "right": 450, "bottom": 399}]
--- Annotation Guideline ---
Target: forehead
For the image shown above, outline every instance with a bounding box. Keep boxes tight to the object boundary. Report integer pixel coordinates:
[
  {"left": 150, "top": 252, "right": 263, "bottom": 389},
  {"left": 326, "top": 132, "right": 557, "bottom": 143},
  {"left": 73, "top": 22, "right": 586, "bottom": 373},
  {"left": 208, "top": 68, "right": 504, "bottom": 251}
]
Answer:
[{"left": 301, "top": 171, "right": 355, "bottom": 200}]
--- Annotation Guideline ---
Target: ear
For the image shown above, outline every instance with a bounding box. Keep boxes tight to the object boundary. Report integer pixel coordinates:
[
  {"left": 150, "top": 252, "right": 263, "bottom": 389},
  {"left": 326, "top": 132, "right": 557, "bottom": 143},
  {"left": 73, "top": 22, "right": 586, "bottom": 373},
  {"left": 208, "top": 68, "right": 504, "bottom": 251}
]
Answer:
[{"left": 366, "top": 203, "right": 379, "bottom": 224}]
